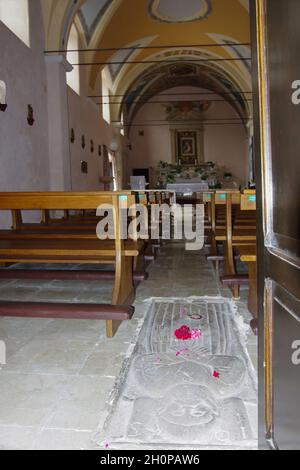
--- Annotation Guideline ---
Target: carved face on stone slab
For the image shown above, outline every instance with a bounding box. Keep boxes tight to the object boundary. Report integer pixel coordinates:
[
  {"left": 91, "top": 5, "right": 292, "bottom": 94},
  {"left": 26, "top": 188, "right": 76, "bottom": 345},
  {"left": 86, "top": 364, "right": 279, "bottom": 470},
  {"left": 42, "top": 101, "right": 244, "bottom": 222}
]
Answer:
[
  {"left": 158, "top": 384, "right": 219, "bottom": 427},
  {"left": 126, "top": 384, "right": 253, "bottom": 445}
]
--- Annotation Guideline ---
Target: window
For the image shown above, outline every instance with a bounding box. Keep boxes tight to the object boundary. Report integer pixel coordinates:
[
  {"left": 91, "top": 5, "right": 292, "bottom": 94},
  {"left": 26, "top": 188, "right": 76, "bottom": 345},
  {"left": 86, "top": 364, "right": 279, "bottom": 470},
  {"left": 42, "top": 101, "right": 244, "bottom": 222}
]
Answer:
[
  {"left": 0, "top": 0, "right": 30, "bottom": 46},
  {"left": 102, "top": 69, "right": 111, "bottom": 124},
  {"left": 67, "top": 24, "right": 80, "bottom": 95}
]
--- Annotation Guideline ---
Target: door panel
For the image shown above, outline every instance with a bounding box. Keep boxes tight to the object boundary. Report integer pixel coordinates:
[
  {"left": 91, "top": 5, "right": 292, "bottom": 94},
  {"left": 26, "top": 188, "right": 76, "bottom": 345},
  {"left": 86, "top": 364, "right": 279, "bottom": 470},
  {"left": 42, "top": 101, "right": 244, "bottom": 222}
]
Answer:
[
  {"left": 273, "top": 283, "right": 300, "bottom": 450},
  {"left": 266, "top": 0, "right": 300, "bottom": 259},
  {"left": 252, "top": 0, "right": 300, "bottom": 450}
]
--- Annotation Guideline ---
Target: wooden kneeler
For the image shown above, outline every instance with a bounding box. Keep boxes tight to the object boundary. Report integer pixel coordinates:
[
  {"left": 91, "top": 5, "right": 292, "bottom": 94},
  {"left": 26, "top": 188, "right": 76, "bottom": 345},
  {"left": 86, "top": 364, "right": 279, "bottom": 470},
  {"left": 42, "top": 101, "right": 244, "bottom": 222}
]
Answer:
[{"left": 0, "top": 302, "right": 134, "bottom": 322}]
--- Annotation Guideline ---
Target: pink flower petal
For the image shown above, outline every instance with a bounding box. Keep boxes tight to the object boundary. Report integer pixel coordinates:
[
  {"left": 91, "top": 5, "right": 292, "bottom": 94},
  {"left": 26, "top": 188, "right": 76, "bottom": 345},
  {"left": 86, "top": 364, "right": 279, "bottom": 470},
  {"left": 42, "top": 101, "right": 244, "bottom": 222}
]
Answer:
[
  {"left": 175, "top": 325, "right": 192, "bottom": 340},
  {"left": 191, "top": 329, "right": 202, "bottom": 340},
  {"left": 176, "top": 348, "right": 189, "bottom": 357},
  {"left": 213, "top": 371, "right": 220, "bottom": 379}
]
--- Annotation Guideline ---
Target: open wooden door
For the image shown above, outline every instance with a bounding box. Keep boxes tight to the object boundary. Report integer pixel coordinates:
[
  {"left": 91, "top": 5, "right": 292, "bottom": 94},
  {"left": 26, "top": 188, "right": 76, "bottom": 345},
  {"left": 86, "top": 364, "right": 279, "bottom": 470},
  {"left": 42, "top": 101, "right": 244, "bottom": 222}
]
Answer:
[{"left": 251, "top": 0, "right": 300, "bottom": 450}]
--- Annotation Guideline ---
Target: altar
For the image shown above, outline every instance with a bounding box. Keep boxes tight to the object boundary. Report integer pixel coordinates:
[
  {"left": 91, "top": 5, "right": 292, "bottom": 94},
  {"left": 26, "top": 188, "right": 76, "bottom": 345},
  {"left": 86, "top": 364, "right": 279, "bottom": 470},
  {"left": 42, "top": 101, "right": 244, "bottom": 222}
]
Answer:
[
  {"left": 155, "top": 161, "right": 239, "bottom": 195},
  {"left": 166, "top": 179, "right": 209, "bottom": 195}
]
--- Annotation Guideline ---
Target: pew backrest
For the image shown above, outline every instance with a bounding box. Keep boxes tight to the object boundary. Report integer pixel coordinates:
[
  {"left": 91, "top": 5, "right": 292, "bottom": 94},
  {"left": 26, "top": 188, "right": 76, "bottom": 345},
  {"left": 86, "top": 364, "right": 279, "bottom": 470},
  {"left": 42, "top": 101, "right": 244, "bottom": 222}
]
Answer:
[
  {"left": 0, "top": 192, "right": 136, "bottom": 232},
  {"left": 215, "top": 190, "right": 241, "bottom": 206},
  {"left": 240, "top": 190, "right": 256, "bottom": 211}
]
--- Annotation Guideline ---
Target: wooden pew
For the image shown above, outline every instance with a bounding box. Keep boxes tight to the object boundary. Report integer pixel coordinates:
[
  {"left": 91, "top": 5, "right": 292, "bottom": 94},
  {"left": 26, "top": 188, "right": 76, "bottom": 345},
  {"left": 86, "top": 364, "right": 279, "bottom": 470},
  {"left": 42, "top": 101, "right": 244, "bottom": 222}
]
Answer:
[
  {"left": 11, "top": 190, "right": 172, "bottom": 252},
  {"left": 11, "top": 191, "right": 135, "bottom": 231},
  {"left": 5, "top": 189, "right": 175, "bottom": 273},
  {"left": 140, "top": 190, "right": 176, "bottom": 250},
  {"left": 0, "top": 192, "right": 139, "bottom": 337},
  {"left": 237, "top": 245, "right": 258, "bottom": 335},
  {"left": 8, "top": 191, "right": 156, "bottom": 278},
  {"left": 219, "top": 190, "right": 257, "bottom": 299},
  {"left": 205, "top": 190, "right": 254, "bottom": 268}
]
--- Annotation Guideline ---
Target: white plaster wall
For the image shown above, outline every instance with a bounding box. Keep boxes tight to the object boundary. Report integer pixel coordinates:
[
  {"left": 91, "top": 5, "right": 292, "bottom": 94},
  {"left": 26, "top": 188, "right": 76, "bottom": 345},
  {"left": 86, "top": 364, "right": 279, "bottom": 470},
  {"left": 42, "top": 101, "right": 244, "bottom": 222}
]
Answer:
[
  {"left": 67, "top": 87, "right": 115, "bottom": 191},
  {"left": 0, "top": 0, "right": 49, "bottom": 227},
  {"left": 0, "top": 1, "right": 49, "bottom": 192},
  {"left": 0, "top": 0, "right": 119, "bottom": 229},
  {"left": 128, "top": 86, "right": 249, "bottom": 186}
]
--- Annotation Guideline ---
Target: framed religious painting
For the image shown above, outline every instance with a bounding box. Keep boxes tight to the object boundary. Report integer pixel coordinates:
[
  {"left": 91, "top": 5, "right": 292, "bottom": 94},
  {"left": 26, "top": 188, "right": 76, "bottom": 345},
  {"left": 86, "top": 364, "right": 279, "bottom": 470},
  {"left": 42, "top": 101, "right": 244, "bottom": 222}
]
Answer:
[{"left": 177, "top": 131, "right": 198, "bottom": 165}]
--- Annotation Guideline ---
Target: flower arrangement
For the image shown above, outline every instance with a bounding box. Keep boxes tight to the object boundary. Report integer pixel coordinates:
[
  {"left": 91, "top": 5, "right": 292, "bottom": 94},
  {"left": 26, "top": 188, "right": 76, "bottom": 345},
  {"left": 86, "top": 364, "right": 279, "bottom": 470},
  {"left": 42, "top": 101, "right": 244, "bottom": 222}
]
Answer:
[
  {"left": 166, "top": 174, "right": 176, "bottom": 184},
  {"left": 158, "top": 160, "right": 170, "bottom": 169},
  {"left": 175, "top": 165, "right": 183, "bottom": 176},
  {"left": 155, "top": 161, "right": 240, "bottom": 190},
  {"left": 195, "top": 166, "right": 204, "bottom": 176}
]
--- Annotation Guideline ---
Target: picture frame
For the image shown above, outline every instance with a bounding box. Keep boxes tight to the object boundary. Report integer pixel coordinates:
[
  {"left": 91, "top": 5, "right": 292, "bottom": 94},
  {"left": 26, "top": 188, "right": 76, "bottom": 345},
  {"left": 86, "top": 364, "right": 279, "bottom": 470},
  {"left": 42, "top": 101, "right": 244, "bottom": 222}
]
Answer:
[{"left": 177, "top": 131, "right": 198, "bottom": 165}]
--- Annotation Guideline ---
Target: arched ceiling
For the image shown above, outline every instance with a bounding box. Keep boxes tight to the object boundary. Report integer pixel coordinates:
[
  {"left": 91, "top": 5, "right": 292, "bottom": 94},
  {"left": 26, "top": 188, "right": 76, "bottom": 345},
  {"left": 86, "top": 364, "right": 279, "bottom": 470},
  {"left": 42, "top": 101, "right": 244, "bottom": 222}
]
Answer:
[
  {"left": 122, "top": 60, "right": 250, "bottom": 126},
  {"left": 43, "top": 0, "right": 251, "bottom": 120}
]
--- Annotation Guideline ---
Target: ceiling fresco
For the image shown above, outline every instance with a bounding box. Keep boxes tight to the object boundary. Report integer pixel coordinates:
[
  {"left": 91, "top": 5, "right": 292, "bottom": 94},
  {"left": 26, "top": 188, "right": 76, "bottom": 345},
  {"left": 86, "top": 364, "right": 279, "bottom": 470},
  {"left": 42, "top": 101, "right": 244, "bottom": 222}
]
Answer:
[
  {"left": 164, "top": 101, "right": 212, "bottom": 121},
  {"left": 77, "top": 0, "right": 113, "bottom": 43},
  {"left": 43, "top": 0, "right": 251, "bottom": 122},
  {"left": 122, "top": 59, "right": 250, "bottom": 129},
  {"left": 148, "top": 0, "right": 212, "bottom": 23},
  {"left": 108, "top": 44, "right": 142, "bottom": 81},
  {"left": 107, "top": 36, "right": 158, "bottom": 83},
  {"left": 207, "top": 33, "right": 251, "bottom": 72},
  {"left": 82, "top": 0, "right": 251, "bottom": 92}
]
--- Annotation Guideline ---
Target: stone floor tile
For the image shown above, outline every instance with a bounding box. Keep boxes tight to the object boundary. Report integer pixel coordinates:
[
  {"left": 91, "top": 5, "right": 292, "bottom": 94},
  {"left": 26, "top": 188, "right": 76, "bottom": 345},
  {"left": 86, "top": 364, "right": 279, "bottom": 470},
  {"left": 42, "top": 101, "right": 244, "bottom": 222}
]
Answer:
[
  {"left": 0, "top": 242, "right": 258, "bottom": 450},
  {"left": 34, "top": 429, "right": 94, "bottom": 450}
]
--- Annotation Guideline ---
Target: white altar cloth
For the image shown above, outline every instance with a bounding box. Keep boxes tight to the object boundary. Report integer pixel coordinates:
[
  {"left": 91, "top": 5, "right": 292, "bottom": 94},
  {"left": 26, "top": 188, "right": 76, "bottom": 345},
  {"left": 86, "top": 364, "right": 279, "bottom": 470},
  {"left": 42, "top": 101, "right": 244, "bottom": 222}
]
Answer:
[{"left": 166, "top": 181, "right": 209, "bottom": 194}]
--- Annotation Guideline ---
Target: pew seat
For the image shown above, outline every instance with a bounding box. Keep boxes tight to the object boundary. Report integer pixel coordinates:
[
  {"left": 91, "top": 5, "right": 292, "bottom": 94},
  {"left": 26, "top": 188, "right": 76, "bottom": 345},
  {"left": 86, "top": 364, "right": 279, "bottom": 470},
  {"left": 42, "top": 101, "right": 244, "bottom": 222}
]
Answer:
[
  {"left": 239, "top": 244, "right": 257, "bottom": 262},
  {"left": 221, "top": 274, "right": 249, "bottom": 286},
  {"left": 215, "top": 229, "right": 257, "bottom": 242},
  {"left": 0, "top": 239, "right": 139, "bottom": 261}
]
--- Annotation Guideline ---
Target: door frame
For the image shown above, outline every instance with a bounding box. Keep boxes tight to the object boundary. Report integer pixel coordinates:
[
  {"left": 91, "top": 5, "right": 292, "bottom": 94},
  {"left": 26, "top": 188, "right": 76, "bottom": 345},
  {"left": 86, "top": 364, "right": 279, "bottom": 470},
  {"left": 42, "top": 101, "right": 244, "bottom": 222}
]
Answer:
[
  {"left": 250, "top": 0, "right": 272, "bottom": 450},
  {"left": 251, "top": 0, "right": 300, "bottom": 450}
]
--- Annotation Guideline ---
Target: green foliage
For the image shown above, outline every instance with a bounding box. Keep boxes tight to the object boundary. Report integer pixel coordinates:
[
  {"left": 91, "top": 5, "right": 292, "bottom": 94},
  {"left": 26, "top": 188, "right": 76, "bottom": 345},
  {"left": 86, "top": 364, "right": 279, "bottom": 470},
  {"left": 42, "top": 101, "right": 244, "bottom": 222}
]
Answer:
[{"left": 166, "top": 173, "right": 176, "bottom": 184}]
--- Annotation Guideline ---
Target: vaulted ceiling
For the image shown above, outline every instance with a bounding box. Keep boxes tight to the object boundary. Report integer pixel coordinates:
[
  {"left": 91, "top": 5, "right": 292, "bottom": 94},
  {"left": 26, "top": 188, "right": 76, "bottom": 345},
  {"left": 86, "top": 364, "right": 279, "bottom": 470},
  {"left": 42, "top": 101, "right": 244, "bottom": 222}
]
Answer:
[{"left": 43, "top": 0, "right": 251, "bottom": 120}]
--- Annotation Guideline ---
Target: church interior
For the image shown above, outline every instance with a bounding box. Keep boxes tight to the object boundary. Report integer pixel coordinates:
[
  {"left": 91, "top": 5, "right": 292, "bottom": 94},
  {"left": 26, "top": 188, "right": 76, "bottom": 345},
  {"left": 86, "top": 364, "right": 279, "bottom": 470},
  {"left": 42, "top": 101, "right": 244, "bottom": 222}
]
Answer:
[{"left": 0, "top": 0, "right": 260, "bottom": 451}]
